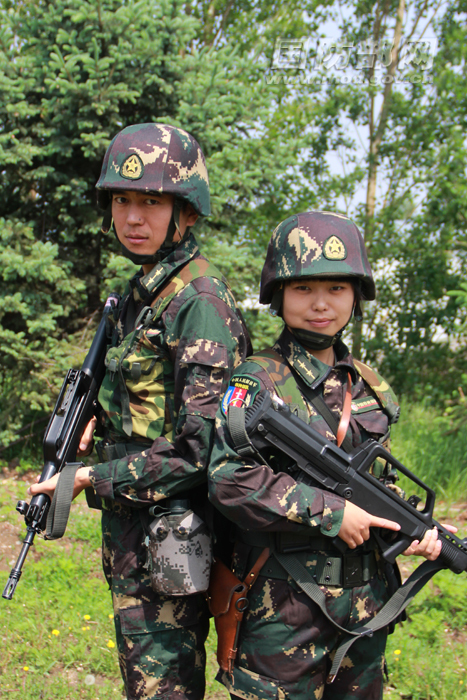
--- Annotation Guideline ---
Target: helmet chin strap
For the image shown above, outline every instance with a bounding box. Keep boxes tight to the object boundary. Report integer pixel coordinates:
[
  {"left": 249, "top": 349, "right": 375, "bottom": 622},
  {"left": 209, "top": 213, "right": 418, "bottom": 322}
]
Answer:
[
  {"left": 289, "top": 326, "right": 344, "bottom": 350},
  {"left": 101, "top": 198, "right": 186, "bottom": 266},
  {"left": 268, "top": 284, "right": 358, "bottom": 352},
  {"left": 289, "top": 303, "right": 357, "bottom": 351}
]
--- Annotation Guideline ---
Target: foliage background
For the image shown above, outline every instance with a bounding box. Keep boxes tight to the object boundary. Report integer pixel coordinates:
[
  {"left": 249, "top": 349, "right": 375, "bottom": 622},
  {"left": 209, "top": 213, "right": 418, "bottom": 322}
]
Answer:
[{"left": 0, "top": 0, "right": 466, "bottom": 450}]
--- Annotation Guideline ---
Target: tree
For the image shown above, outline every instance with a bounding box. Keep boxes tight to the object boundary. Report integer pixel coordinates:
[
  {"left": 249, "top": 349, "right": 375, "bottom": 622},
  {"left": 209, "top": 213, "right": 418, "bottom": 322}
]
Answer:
[
  {"left": 0, "top": 0, "right": 328, "bottom": 447},
  {"left": 281, "top": 0, "right": 467, "bottom": 399}
]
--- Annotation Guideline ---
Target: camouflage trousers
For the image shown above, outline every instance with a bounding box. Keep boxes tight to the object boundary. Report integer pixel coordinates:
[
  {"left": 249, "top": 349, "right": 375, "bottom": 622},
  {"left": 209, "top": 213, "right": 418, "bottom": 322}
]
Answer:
[
  {"left": 217, "top": 573, "right": 389, "bottom": 700},
  {"left": 101, "top": 508, "right": 209, "bottom": 700}
]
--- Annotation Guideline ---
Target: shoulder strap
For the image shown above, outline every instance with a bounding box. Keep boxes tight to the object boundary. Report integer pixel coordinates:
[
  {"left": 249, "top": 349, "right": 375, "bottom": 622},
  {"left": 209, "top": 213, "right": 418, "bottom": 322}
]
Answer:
[
  {"left": 274, "top": 550, "right": 444, "bottom": 683},
  {"left": 249, "top": 349, "right": 309, "bottom": 423},
  {"left": 250, "top": 349, "right": 354, "bottom": 452},
  {"left": 149, "top": 257, "right": 227, "bottom": 321},
  {"left": 353, "top": 359, "right": 400, "bottom": 424}
]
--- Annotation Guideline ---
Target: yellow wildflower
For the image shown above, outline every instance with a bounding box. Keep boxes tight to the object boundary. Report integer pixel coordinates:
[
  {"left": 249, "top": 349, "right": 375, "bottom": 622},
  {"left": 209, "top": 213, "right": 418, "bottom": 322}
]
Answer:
[
  {"left": 51, "top": 629, "right": 60, "bottom": 636},
  {"left": 84, "top": 614, "right": 91, "bottom": 620},
  {"left": 107, "top": 640, "right": 115, "bottom": 648}
]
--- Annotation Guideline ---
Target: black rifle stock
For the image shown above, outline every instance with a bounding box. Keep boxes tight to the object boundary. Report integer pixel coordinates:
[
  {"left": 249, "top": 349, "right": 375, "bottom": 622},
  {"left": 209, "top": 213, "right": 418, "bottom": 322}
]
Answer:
[
  {"left": 242, "top": 390, "right": 467, "bottom": 574},
  {"left": 2, "top": 294, "right": 119, "bottom": 600}
]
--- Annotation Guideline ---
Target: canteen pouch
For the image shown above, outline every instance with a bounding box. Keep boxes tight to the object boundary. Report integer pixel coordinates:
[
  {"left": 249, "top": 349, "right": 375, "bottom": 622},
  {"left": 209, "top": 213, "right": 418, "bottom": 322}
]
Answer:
[{"left": 145, "top": 500, "right": 212, "bottom": 595}]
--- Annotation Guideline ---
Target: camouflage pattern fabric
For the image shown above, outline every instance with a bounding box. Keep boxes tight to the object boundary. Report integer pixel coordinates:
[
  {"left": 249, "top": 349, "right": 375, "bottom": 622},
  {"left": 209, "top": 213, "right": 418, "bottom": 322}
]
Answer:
[
  {"left": 98, "top": 247, "right": 229, "bottom": 440},
  {"left": 89, "top": 233, "right": 251, "bottom": 700},
  {"left": 208, "top": 327, "right": 396, "bottom": 699},
  {"left": 220, "top": 573, "right": 388, "bottom": 700},
  {"left": 146, "top": 509, "right": 212, "bottom": 595},
  {"left": 259, "top": 211, "right": 375, "bottom": 304},
  {"left": 96, "top": 123, "right": 210, "bottom": 216},
  {"left": 101, "top": 507, "right": 209, "bottom": 700}
]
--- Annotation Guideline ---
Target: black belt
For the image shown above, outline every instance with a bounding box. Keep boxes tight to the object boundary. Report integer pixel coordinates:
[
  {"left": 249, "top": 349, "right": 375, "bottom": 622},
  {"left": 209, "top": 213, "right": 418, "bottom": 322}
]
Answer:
[
  {"left": 254, "top": 547, "right": 378, "bottom": 587},
  {"left": 238, "top": 528, "right": 342, "bottom": 553},
  {"left": 238, "top": 531, "right": 379, "bottom": 588},
  {"left": 95, "top": 440, "right": 151, "bottom": 462}
]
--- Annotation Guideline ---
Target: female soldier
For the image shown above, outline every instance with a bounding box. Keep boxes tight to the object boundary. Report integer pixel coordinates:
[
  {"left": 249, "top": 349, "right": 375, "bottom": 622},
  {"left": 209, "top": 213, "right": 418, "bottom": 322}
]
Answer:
[
  {"left": 208, "top": 210, "right": 448, "bottom": 700},
  {"left": 29, "top": 123, "right": 251, "bottom": 700}
]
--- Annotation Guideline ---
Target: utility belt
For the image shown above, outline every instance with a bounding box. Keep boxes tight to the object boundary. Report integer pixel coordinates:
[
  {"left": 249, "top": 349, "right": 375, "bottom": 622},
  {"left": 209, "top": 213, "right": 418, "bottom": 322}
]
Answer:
[
  {"left": 237, "top": 530, "right": 379, "bottom": 589},
  {"left": 95, "top": 439, "right": 151, "bottom": 463}
]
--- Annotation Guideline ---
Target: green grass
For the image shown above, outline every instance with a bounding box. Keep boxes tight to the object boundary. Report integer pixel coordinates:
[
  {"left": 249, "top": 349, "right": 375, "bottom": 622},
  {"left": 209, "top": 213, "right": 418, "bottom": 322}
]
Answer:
[
  {"left": 0, "top": 473, "right": 227, "bottom": 699},
  {"left": 391, "top": 400, "right": 467, "bottom": 504},
  {"left": 385, "top": 571, "right": 467, "bottom": 699},
  {"left": 1, "top": 400, "right": 466, "bottom": 698}
]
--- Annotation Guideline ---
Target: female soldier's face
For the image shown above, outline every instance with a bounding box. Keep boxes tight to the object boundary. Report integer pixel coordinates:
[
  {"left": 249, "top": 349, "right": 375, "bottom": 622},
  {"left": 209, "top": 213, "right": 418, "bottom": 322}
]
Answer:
[
  {"left": 111, "top": 190, "right": 198, "bottom": 258},
  {"left": 282, "top": 279, "right": 355, "bottom": 336}
]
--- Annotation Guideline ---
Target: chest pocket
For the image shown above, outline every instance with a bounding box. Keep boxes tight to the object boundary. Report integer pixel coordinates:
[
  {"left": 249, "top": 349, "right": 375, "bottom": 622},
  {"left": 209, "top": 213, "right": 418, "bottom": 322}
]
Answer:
[
  {"left": 350, "top": 394, "right": 389, "bottom": 441},
  {"left": 99, "top": 326, "right": 174, "bottom": 441},
  {"left": 98, "top": 256, "right": 231, "bottom": 442}
]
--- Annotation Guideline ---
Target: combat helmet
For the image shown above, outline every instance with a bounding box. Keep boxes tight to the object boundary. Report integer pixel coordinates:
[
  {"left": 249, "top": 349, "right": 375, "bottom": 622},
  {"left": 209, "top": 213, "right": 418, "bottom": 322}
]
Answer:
[
  {"left": 96, "top": 123, "right": 210, "bottom": 265},
  {"left": 260, "top": 210, "right": 375, "bottom": 350}
]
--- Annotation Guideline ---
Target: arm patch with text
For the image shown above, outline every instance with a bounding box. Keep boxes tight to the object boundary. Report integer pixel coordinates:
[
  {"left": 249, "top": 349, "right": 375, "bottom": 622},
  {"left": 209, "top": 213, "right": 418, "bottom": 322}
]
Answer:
[{"left": 221, "top": 374, "right": 261, "bottom": 415}]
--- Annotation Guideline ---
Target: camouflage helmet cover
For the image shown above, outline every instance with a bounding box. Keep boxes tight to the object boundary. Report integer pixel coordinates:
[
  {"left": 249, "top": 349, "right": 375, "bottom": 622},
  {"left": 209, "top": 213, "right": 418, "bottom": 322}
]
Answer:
[
  {"left": 260, "top": 211, "right": 375, "bottom": 303},
  {"left": 96, "top": 123, "right": 210, "bottom": 216}
]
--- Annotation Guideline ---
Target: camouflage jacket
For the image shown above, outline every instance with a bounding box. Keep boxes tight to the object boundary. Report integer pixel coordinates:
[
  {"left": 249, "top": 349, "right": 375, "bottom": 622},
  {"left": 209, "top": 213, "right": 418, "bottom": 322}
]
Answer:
[
  {"left": 89, "top": 234, "right": 250, "bottom": 507},
  {"left": 208, "top": 327, "right": 394, "bottom": 540}
]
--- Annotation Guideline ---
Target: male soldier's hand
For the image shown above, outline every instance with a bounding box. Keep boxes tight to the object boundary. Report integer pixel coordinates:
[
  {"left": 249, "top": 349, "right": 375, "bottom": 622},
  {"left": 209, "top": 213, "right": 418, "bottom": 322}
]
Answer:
[
  {"left": 28, "top": 467, "right": 92, "bottom": 501},
  {"left": 77, "top": 417, "right": 97, "bottom": 456},
  {"left": 338, "top": 500, "right": 400, "bottom": 548}
]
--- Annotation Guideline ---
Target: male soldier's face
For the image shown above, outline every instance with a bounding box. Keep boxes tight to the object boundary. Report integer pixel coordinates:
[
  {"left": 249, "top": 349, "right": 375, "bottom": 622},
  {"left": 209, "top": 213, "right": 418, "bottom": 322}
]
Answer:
[
  {"left": 112, "top": 190, "right": 198, "bottom": 258},
  {"left": 283, "top": 278, "right": 355, "bottom": 336}
]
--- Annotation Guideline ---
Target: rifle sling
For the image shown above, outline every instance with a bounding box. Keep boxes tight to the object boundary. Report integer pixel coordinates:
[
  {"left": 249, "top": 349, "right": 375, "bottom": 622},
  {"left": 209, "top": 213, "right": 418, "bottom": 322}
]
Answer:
[
  {"left": 289, "top": 367, "right": 354, "bottom": 454},
  {"left": 45, "top": 462, "right": 82, "bottom": 540},
  {"left": 274, "top": 551, "right": 444, "bottom": 683}
]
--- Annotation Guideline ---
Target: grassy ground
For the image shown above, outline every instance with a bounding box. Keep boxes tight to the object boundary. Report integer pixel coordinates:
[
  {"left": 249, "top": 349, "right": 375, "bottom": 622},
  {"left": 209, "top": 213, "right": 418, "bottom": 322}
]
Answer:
[
  {"left": 1, "top": 400, "right": 467, "bottom": 698},
  {"left": 0, "top": 468, "right": 227, "bottom": 699}
]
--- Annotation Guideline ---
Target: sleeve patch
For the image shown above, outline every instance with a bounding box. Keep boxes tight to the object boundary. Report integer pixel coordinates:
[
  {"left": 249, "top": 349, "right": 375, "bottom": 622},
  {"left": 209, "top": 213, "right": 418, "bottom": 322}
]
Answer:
[{"left": 221, "top": 374, "right": 261, "bottom": 415}]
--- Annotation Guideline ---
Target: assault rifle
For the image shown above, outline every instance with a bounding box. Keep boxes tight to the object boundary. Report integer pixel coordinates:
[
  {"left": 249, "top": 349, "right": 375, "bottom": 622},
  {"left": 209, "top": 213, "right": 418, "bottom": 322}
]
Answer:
[
  {"left": 233, "top": 390, "right": 467, "bottom": 574},
  {"left": 2, "top": 294, "right": 119, "bottom": 600}
]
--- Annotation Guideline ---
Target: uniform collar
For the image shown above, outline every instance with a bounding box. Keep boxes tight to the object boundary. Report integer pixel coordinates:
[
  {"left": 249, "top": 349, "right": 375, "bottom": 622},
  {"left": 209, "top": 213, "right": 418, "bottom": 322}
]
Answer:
[
  {"left": 275, "top": 326, "right": 357, "bottom": 390},
  {"left": 129, "top": 233, "right": 199, "bottom": 303}
]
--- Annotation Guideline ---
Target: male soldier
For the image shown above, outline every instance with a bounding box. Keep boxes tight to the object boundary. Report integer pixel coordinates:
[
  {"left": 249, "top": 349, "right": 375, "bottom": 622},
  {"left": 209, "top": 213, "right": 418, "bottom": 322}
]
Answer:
[{"left": 30, "top": 123, "right": 251, "bottom": 700}]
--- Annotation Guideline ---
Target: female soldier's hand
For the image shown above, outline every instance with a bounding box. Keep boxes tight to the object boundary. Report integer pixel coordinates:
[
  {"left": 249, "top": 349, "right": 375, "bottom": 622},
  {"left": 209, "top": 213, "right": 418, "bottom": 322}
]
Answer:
[
  {"left": 77, "top": 417, "right": 97, "bottom": 456},
  {"left": 338, "top": 500, "right": 401, "bottom": 548},
  {"left": 402, "top": 523, "right": 458, "bottom": 561}
]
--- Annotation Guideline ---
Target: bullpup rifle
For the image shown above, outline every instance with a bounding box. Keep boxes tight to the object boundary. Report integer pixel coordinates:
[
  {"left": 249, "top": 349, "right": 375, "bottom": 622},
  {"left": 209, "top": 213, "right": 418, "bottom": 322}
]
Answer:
[
  {"left": 231, "top": 390, "right": 467, "bottom": 574},
  {"left": 2, "top": 294, "right": 119, "bottom": 600}
]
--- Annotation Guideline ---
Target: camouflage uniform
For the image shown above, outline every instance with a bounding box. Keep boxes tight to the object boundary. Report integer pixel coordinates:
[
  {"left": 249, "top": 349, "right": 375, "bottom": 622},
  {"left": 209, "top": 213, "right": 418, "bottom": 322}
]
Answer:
[
  {"left": 208, "top": 212, "right": 399, "bottom": 700},
  {"left": 87, "top": 124, "right": 251, "bottom": 700}
]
